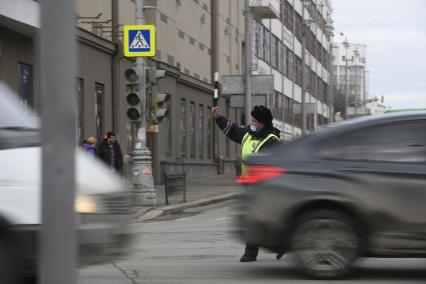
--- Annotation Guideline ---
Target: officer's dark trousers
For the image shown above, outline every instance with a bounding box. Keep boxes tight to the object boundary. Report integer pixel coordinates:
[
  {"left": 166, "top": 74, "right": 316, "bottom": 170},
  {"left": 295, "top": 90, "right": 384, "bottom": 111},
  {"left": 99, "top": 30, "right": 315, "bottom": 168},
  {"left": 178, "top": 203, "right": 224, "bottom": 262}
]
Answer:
[{"left": 244, "top": 243, "right": 259, "bottom": 258}]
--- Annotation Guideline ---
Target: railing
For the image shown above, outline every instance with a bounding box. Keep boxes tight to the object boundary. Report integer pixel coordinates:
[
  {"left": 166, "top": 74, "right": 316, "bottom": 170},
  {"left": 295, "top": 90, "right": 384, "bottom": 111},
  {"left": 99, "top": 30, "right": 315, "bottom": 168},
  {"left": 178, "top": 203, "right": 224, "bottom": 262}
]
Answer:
[{"left": 164, "top": 173, "right": 186, "bottom": 205}]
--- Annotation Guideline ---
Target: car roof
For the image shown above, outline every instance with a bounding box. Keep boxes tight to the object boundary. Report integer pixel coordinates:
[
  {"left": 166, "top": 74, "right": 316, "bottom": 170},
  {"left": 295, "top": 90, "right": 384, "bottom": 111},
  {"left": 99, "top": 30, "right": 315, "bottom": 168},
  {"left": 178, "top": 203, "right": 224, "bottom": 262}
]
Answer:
[{"left": 311, "top": 112, "right": 426, "bottom": 140}]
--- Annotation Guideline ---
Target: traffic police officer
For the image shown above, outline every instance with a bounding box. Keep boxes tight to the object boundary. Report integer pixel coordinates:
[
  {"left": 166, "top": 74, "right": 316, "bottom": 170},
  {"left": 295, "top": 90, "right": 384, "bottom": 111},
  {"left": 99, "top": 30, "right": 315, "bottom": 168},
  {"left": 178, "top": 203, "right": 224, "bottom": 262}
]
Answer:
[{"left": 212, "top": 105, "right": 281, "bottom": 262}]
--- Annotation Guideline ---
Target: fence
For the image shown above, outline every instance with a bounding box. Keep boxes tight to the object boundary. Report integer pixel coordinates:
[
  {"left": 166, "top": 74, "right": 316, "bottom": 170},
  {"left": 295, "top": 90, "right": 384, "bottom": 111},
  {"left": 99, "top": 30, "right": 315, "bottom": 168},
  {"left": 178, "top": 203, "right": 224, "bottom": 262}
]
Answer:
[{"left": 164, "top": 173, "right": 186, "bottom": 205}]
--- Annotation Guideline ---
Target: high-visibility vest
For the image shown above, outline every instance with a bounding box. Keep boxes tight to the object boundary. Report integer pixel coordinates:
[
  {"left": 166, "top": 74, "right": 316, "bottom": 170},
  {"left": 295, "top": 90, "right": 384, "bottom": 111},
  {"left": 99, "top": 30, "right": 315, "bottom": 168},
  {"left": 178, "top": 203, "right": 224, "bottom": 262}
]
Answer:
[{"left": 241, "top": 132, "right": 279, "bottom": 174}]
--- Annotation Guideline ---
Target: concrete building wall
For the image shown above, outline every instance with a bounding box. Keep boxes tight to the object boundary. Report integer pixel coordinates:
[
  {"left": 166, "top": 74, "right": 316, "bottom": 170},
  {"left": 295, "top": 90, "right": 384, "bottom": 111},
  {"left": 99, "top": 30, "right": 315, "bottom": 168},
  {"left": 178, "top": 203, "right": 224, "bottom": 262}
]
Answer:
[
  {"left": 0, "top": 26, "right": 38, "bottom": 109},
  {"left": 76, "top": 29, "right": 115, "bottom": 142}
]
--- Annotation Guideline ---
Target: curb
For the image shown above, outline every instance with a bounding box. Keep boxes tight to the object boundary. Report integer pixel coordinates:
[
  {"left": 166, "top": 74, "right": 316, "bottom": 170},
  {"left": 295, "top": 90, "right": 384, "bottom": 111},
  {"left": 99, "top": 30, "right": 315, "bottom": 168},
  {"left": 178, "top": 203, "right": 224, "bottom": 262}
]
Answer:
[{"left": 137, "top": 192, "right": 240, "bottom": 221}]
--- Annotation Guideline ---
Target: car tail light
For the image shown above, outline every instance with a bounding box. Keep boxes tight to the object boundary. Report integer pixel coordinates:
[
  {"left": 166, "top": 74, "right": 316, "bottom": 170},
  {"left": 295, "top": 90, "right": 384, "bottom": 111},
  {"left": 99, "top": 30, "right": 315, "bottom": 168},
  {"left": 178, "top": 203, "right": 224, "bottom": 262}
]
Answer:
[{"left": 237, "top": 165, "right": 287, "bottom": 185}]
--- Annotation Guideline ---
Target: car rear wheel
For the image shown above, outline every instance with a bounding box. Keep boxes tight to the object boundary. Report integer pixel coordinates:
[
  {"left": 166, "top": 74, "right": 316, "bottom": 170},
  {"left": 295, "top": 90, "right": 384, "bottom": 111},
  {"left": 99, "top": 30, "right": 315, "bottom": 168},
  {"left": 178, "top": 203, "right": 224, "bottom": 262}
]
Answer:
[{"left": 290, "top": 210, "right": 360, "bottom": 279}]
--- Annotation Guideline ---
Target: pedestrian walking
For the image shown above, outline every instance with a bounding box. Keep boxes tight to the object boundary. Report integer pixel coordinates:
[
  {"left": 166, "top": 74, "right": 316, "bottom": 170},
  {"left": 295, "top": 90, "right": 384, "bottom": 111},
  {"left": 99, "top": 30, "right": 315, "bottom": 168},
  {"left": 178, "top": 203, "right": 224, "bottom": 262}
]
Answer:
[
  {"left": 82, "top": 136, "right": 97, "bottom": 157},
  {"left": 212, "top": 105, "right": 281, "bottom": 262},
  {"left": 95, "top": 131, "right": 123, "bottom": 173}
]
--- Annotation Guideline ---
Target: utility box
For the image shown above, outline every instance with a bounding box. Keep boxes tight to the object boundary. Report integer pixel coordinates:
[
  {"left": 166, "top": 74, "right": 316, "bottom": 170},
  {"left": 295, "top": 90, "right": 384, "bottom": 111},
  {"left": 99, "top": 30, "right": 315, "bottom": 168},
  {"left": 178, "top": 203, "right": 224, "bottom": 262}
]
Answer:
[{"left": 250, "top": 0, "right": 280, "bottom": 19}]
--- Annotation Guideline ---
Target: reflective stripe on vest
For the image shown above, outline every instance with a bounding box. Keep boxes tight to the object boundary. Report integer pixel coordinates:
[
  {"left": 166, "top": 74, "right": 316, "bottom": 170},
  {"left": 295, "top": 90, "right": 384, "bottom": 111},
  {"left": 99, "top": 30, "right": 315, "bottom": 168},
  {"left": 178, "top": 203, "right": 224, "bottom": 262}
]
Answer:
[{"left": 241, "top": 132, "right": 279, "bottom": 174}]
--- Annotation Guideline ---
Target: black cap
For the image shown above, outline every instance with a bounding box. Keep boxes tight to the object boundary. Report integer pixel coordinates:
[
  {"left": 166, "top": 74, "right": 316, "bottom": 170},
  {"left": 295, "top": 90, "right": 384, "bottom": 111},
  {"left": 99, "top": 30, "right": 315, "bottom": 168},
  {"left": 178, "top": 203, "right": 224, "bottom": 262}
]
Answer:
[{"left": 251, "top": 105, "right": 273, "bottom": 126}]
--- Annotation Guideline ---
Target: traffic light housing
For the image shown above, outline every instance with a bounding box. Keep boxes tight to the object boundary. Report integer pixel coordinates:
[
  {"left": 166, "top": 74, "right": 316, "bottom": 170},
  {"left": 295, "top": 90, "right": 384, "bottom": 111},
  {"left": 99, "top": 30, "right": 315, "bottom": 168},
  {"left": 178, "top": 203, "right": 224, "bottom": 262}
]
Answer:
[
  {"left": 126, "top": 91, "right": 142, "bottom": 121},
  {"left": 147, "top": 69, "right": 171, "bottom": 123},
  {"left": 152, "top": 92, "right": 171, "bottom": 121},
  {"left": 124, "top": 68, "right": 142, "bottom": 121}
]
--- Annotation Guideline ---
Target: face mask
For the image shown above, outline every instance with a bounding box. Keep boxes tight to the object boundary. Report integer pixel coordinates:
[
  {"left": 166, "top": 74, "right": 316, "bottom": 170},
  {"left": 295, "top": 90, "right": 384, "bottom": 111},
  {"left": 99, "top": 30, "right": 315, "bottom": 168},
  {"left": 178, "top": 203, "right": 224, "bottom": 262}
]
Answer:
[{"left": 250, "top": 125, "right": 257, "bottom": 132}]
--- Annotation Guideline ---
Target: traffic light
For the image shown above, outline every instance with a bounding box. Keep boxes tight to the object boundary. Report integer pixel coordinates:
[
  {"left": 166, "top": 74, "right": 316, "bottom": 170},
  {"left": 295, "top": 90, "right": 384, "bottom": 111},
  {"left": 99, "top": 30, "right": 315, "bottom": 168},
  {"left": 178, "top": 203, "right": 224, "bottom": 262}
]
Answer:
[
  {"left": 124, "top": 68, "right": 142, "bottom": 121},
  {"left": 147, "top": 69, "right": 171, "bottom": 123},
  {"left": 126, "top": 91, "right": 141, "bottom": 121},
  {"left": 152, "top": 92, "right": 171, "bottom": 121}
]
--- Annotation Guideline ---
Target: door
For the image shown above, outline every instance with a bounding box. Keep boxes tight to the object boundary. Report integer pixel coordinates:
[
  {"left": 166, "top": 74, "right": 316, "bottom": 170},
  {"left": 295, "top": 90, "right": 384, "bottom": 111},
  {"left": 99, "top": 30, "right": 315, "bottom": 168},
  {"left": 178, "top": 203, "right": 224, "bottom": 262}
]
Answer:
[{"left": 317, "top": 119, "right": 426, "bottom": 254}]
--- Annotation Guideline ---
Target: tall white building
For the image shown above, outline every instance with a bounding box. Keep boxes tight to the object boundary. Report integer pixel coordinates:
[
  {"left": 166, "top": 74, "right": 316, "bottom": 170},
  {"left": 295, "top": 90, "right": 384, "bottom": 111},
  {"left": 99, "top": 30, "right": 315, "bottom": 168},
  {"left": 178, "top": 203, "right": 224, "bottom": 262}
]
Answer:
[
  {"left": 254, "top": 0, "right": 333, "bottom": 138},
  {"left": 332, "top": 41, "right": 367, "bottom": 117}
]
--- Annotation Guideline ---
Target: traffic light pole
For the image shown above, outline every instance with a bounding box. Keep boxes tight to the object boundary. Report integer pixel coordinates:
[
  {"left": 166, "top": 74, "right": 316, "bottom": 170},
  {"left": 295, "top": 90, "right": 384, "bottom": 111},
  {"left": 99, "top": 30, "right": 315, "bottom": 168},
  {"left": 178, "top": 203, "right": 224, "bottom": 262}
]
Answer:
[{"left": 130, "top": 0, "right": 157, "bottom": 206}]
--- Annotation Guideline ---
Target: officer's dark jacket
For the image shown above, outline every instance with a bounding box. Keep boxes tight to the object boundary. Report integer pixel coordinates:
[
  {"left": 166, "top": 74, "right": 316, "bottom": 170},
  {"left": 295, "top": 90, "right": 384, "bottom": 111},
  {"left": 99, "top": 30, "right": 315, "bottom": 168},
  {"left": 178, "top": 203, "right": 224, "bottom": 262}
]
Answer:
[{"left": 215, "top": 116, "right": 281, "bottom": 152}]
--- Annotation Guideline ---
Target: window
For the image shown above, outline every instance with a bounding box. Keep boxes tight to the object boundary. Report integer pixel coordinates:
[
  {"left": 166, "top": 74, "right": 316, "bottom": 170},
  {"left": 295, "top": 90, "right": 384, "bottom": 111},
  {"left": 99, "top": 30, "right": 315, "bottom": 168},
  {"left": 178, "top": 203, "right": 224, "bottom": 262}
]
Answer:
[
  {"left": 76, "top": 78, "right": 84, "bottom": 144},
  {"left": 164, "top": 99, "right": 172, "bottom": 153},
  {"left": 281, "top": 43, "right": 287, "bottom": 75},
  {"left": 318, "top": 120, "right": 426, "bottom": 163},
  {"left": 167, "top": 55, "right": 175, "bottom": 66},
  {"left": 189, "top": 37, "right": 195, "bottom": 45},
  {"left": 286, "top": 49, "right": 293, "bottom": 80},
  {"left": 199, "top": 42, "right": 204, "bottom": 50},
  {"left": 283, "top": 1, "right": 294, "bottom": 32},
  {"left": 271, "top": 35, "right": 277, "bottom": 69},
  {"left": 160, "top": 13, "right": 168, "bottom": 23},
  {"left": 198, "top": 104, "right": 204, "bottom": 157},
  {"left": 190, "top": 102, "right": 196, "bottom": 157},
  {"left": 255, "top": 21, "right": 264, "bottom": 59},
  {"left": 180, "top": 99, "right": 187, "bottom": 155},
  {"left": 294, "top": 56, "right": 302, "bottom": 86},
  {"left": 18, "top": 63, "right": 33, "bottom": 109},
  {"left": 95, "top": 83, "right": 104, "bottom": 140},
  {"left": 295, "top": 13, "right": 303, "bottom": 41},
  {"left": 178, "top": 30, "right": 184, "bottom": 39},
  {"left": 284, "top": 96, "right": 293, "bottom": 123},
  {"left": 263, "top": 28, "right": 270, "bottom": 63}
]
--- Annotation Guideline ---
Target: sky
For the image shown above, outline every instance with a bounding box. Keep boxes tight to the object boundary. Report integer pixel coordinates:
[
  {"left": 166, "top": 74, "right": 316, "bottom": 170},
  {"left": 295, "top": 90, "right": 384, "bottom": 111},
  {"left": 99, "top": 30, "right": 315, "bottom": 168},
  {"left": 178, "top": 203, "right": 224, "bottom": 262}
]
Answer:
[{"left": 332, "top": 0, "right": 426, "bottom": 109}]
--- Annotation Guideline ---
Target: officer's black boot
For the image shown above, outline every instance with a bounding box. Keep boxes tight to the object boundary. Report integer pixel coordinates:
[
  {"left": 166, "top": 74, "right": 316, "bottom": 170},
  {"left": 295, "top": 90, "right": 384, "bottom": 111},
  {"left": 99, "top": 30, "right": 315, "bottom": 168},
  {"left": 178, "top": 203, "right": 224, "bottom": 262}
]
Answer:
[{"left": 240, "top": 244, "right": 259, "bottom": 262}]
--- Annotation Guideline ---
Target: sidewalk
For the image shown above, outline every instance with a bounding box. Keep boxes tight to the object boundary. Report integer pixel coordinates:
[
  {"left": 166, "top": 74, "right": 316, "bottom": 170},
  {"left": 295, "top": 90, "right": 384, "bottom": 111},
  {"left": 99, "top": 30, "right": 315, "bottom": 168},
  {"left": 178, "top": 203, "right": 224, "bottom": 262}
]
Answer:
[{"left": 134, "top": 174, "right": 243, "bottom": 221}]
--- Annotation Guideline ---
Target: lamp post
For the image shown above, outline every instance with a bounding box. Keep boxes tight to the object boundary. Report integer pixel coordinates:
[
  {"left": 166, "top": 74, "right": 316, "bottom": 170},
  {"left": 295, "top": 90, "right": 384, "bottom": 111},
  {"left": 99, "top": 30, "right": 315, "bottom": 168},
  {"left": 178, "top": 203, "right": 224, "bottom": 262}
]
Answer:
[
  {"left": 342, "top": 37, "right": 350, "bottom": 118},
  {"left": 244, "top": 0, "right": 252, "bottom": 124},
  {"left": 129, "top": 0, "right": 157, "bottom": 206},
  {"left": 301, "top": 0, "right": 315, "bottom": 135},
  {"left": 325, "top": 18, "right": 334, "bottom": 122}
]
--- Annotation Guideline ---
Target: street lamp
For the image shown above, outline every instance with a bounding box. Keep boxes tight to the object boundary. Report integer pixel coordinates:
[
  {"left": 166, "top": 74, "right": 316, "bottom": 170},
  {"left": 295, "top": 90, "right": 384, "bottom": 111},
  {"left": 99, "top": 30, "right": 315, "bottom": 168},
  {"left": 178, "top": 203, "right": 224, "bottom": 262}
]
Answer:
[
  {"left": 301, "top": 0, "right": 315, "bottom": 135},
  {"left": 325, "top": 17, "right": 334, "bottom": 122},
  {"left": 342, "top": 37, "right": 350, "bottom": 118}
]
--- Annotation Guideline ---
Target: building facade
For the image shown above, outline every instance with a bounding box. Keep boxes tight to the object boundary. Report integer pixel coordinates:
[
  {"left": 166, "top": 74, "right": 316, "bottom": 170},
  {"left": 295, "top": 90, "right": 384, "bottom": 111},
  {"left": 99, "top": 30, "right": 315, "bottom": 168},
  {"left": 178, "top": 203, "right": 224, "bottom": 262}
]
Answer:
[
  {"left": 1, "top": 0, "right": 334, "bottom": 184},
  {"left": 253, "top": 0, "right": 333, "bottom": 137},
  {"left": 332, "top": 41, "right": 367, "bottom": 118}
]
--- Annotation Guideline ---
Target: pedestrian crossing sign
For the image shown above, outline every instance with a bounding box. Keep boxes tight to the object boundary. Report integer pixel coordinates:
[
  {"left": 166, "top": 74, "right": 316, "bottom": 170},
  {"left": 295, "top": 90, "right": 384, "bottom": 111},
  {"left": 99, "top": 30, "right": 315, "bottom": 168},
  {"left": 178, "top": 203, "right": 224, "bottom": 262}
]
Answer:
[{"left": 124, "top": 25, "right": 156, "bottom": 57}]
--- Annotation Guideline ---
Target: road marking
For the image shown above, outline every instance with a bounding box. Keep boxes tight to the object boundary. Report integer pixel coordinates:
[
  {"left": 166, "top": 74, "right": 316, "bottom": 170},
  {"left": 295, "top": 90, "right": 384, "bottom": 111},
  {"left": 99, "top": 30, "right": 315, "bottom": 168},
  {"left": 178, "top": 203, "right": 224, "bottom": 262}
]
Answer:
[
  {"left": 177, "top": 218, "right": 193, "bottom": 222},
  {"left": 214, "top": 217, "right": 230, "bottom": 221}
]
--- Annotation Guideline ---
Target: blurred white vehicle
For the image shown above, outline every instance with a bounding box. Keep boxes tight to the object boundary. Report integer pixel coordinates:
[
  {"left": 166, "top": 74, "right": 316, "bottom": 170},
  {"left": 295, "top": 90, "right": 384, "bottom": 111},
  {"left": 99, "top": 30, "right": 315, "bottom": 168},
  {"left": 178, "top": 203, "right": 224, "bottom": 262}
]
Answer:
[{"left": 0, "top": 83, "right": 133, "bottom": 282}]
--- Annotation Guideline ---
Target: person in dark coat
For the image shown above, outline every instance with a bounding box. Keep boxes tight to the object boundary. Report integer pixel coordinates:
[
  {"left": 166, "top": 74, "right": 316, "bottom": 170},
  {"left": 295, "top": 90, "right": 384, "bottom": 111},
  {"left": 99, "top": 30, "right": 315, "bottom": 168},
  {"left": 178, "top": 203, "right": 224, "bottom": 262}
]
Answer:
[
  {"left": 95, "top": 131, "right": 123, "bottom": 173},
  {"left": 212, "top": 105, "right": 282, "bottom": 262}
]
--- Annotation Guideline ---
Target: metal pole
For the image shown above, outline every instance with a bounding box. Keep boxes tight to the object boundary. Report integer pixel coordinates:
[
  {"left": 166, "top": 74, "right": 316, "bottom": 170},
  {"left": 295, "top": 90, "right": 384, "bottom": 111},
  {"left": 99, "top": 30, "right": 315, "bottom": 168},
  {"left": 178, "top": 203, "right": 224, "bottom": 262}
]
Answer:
[
  {"left": 345, "top": 48, "right": 349, "bottom": 118},
  {"left": 39, "top": 0, "right": 77, "bottom": 282},
  {"left": 244, "top": 0, "right": 252, "bottom": 124},
  {"left": 328, "top": 32, "right": 334, "bottom": 122},
  {"left": 301, "top": 2, "right": 307, "bottom": 134},
  {"left": 130, "top": 0, "right": 157, "bottom": 206},
  {"left": 136, "top": 0, "right": 146, "bottom": 137}
]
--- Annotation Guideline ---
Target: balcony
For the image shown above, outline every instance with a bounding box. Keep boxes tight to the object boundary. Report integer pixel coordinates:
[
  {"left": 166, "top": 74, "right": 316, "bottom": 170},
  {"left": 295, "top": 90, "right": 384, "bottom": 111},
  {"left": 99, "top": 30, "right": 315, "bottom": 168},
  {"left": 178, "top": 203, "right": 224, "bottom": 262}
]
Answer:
[{"left": 250, "top": 0, "right": 280, "bottom": 19}]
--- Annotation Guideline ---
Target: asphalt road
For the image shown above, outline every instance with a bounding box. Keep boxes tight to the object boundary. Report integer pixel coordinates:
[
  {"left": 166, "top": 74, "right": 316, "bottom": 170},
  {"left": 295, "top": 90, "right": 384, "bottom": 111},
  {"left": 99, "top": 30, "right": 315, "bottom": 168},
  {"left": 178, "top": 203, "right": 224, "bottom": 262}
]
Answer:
[{"left": 78, "top": 201, "right": 426, "bottom": 284}]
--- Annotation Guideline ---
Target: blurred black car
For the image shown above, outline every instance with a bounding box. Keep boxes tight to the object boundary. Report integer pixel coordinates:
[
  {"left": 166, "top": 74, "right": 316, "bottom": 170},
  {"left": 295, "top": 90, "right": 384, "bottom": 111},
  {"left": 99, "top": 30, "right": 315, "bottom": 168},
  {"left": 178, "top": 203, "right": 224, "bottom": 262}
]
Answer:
[{"left": 236, "top": 112, "right": 426, "bottom": 279}]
